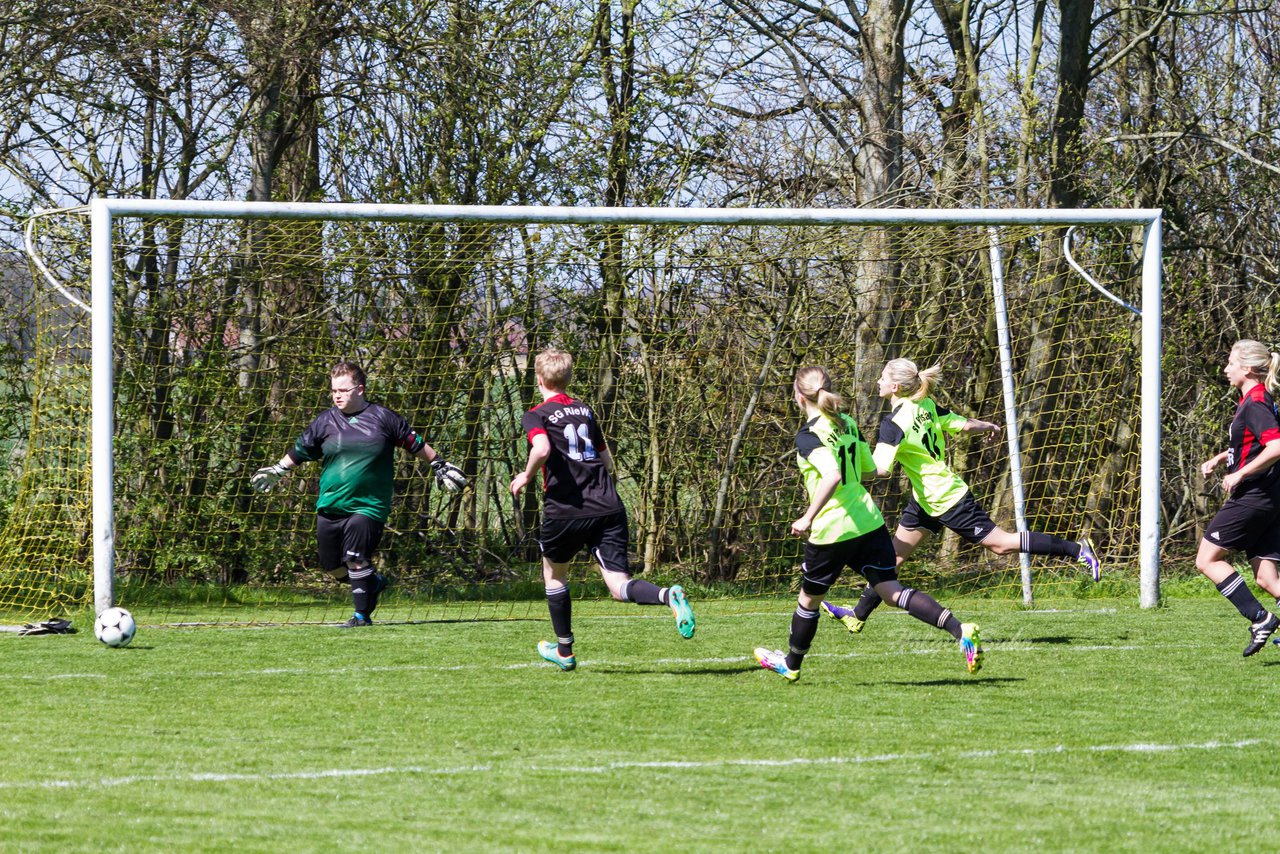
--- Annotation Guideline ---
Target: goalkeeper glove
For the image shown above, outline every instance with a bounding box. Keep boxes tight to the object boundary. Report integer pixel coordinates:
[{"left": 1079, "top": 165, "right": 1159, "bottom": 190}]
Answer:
[
  {"left": 17, "top": 618, "right": 76, "bottom": 636},
  {"left": 430, "top": 459, "right": 467, "bottom": 492},
  {"left": 251, "top": 463, "right": 289, "bottom": 493}
]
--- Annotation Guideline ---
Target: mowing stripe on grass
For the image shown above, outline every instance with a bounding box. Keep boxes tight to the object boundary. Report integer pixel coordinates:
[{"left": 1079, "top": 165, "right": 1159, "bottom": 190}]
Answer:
[
  {"left": 2, "top": 641, "right": 1161, "bottom": 682},
  {"left": 0, "top": 739, "right": 1263, "bottom": 791},
  {"left": 0, "top": 640, "right": 1203, "bottom": 682},
  {"left": 586, "top": 606, "right": 1121, "bottom": 620}
]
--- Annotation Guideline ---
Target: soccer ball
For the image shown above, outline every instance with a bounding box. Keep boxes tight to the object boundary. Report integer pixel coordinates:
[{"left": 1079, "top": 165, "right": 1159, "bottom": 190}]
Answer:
[{"left": 94, "top": 607, "right": 137, "bottom": 648}]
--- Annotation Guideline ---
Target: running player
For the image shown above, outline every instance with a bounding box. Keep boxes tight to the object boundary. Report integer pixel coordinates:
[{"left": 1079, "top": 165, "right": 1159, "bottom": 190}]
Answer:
[
  {"left": 752, "top": 365, "right": 982, "bottom": 681},
  {"left": 821, "top": 357, "right": 1100, "bottom": 634},
  {"left": 510, "top": 349, "right": 695, "bottom": 672},
  {"left": 1196, "top": 339, "right": 1280, "bottom": 656},
  {"left": 251, "top": 360, "right": 467, "bottom": 627}
]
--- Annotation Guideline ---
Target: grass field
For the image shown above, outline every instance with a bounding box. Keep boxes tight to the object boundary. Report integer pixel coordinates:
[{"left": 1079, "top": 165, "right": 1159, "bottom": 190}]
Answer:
[{"left": 2, "top": 593, "right": 1276, "bottom": 852}]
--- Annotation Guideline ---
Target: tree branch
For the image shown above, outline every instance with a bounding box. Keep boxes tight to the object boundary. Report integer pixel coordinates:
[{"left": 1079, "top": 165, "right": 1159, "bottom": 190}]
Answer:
[{"left": 1102, "top": 130, "right": 1280, "bottom": 176}]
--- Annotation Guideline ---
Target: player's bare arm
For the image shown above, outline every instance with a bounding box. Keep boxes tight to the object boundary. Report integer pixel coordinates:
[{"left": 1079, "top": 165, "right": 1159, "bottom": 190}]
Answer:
[
  {"left": 791, "top": 465, "right": 840, "bottom": 537},
  {"left": 511, "top": 433, "right": 551, "bottom": 496},
  {"left": 1201, "top": 449, "right": 1230, "bottom": 477},
  {"left": 963, "top": 418, "right": 1002, "bottom": 444},
  {"left": 1221, "top": 440, "right": 1280, "bottom": 494}
]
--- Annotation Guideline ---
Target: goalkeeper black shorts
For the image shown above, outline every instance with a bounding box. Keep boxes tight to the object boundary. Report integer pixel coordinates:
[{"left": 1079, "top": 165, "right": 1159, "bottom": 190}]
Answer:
[{"left": 316, "top": 511, "right": 385, "bottom": 572}]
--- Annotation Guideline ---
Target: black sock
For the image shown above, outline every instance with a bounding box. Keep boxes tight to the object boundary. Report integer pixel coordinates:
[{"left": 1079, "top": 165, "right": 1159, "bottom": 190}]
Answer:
[
  {"left": 368, "top": 573, "right": 386, "bottom": 614},
  {"left": 853, "top": 584, "right": 883, "bottom": 621},
  {"left": 786, "top": 605, "right": 820, "bottom": 671},
  {"left": 1215, "top": 572, "right": 1268, "bottom": 622},
  {"left": 621, "top": 579, "right": 664, "bottom": 606},
  {"left": 546, "top": 585, "right": 574, "bottom": 655},
  {"left": 348, "top": 566, "right": 376, "bottom": 618},
  {"left": 892, "top": 587, "right": 963, "bottom": 639},
  {"left": 1021, "top": 531, "right": 1079, "bottom": 558}
]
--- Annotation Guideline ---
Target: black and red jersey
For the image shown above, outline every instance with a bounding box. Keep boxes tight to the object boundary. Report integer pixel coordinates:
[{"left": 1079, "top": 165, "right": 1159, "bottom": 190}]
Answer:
[
  {"left": 1227, "top": 384, "right": 1280, "bottom": 493},
  {"left": 521, "top": 393, "right": 623, "bottom": 519}
]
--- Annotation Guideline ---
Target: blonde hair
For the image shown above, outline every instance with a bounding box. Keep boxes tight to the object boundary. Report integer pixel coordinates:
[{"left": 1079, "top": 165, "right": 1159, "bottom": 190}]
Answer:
[
  {"left": 883, "top": 358, "right": 942, "bottom": 401},
  {"left": 793, "top": 366, "right": 844, "bottom": 418},
  {"left": 535, "top": 349, "right": 573, "bottom": 391},
  {"left": 1231, "top": 339, "right": 1280, "bottom": 394}
]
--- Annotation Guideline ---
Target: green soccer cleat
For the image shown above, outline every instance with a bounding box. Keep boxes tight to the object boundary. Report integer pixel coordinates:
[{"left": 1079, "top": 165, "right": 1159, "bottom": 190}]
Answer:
[
  {"left": 960, "top": 623, "right": 983, "bottom": 673},
  {"left": 820, "top": 600, "right": 865, "bottom": 634},
  {"left": 753, "top": 647, "right": 800, "bottom": 682},
  {"left": 537, "top": 640, "right": 577, "bottom": 671},
  {"left": 668, "top": 585, "right": 696, "bottom": 639}
]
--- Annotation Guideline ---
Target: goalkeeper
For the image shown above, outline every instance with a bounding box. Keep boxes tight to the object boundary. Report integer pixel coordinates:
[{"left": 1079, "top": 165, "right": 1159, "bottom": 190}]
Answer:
[
  {"left": 251, "top": 360, "right": 466, "bottom": 627},
  {"left": 821, "top": 357, "right": 1100, "bottom": 635}
]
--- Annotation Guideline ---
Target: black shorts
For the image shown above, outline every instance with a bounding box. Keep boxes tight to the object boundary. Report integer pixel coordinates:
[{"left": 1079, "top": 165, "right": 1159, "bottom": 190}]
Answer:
[
  {"left": 899, "top": 491, "right": 997, "bottom": 545},
  {"left": 317, "top": 512, "right": 385, "bottom": 571},
  {"left": 801, "top": 526, "right": 898, "bottom": 594},
  {"left": 1204, "top": 490, "right": 1280, "bottom": 560},
  {"left": 539, "top": 510, "right": 630, "bottom": 573}
]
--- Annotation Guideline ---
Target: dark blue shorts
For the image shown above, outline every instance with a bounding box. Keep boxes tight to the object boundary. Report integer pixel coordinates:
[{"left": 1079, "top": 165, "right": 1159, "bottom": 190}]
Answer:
[{"left": 539, "top": 510, "right": 630, "bottom": 573}]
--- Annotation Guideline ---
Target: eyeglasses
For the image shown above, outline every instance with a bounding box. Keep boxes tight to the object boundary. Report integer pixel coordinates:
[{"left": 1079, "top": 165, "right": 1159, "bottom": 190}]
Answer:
[{"left": 331, "top": 385, "right": 362, "bottom": 396}]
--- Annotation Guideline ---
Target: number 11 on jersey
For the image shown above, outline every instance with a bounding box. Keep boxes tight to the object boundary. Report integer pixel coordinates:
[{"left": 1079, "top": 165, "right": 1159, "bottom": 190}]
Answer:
[{"left": 564, "top": 423, "right": 597, "bottom": 461}]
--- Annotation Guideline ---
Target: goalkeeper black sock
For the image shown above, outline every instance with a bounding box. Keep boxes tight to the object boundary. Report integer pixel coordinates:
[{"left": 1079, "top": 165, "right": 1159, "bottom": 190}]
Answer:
[
  {"left": 348, "top": 566, "right": 375, "bottom": 617},
  {"left": 620, "top": 579, "right": 664, "bottom": 606},
  {"left": 785, "top": 604, "right": 820, "bottom": 671},
  {"left": 1215, "top": 572, "right": 1268, "bottom": 622},
  {"left": 853, "top": 584, "right": 883, "bottom": 621},
  {"left": 546, "top": 585, "right": 574, "bottom": 656},
  {"left": 368, "top": 573, "right": 387, "bottom": 615},
  {"left": 893, "top": 587, "right": 963, "bottom": 639},
  {"left": 1021, "top": 531, "right": 1079, "bottom": 558}
]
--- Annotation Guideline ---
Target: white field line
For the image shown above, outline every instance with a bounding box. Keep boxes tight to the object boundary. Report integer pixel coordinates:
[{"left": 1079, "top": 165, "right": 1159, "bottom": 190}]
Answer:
[
  {"left": 0, "top": 739, "right": 1263, "bottom": 792},
  {"left": 2, "top": 641, "right": 1156, "bottom": 682}
]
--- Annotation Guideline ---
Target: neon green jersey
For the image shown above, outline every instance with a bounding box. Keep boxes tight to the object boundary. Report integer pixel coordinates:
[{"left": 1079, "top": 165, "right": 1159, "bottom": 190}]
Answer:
[
  {"left": 873, "top": 397, "right": 970, "bottom": 516},
  {"left": 794, "top": 412, "right": 884, "bottom": 544}
]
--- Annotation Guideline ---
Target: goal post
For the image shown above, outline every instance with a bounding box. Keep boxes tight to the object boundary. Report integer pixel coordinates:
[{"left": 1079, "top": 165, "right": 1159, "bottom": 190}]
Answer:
[{"left": 9, "top": 200, "right": 1163, "bottom": 623}]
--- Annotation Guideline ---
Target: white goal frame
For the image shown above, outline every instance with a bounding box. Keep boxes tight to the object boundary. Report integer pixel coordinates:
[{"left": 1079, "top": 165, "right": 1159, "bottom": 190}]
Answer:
[{"left": 87, "top": 200, "right": 1164, "bottom": 612}]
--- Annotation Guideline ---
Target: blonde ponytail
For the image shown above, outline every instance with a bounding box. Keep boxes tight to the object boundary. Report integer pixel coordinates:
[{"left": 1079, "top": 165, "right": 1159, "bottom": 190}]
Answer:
[
  {"left": 794, "top": 366, "right": 844, "bottom": 418},
  {"left": 884, "top": 358, "right": 943, "bottom": 401},
  {"left": 1231, "top": 340, "right": 1280, "bottom": 395}
]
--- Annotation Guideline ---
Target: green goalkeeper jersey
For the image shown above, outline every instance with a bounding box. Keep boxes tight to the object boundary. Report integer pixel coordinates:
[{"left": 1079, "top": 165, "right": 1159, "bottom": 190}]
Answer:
[
  {"left": 287, "top": 402, "right": 426, "bottom": 522},
  {"left": 794, "top": 412, "right": 884, "bottom": 544},
  {"left": 873, "top": 396, "right": 970, "bottom": 516}
]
